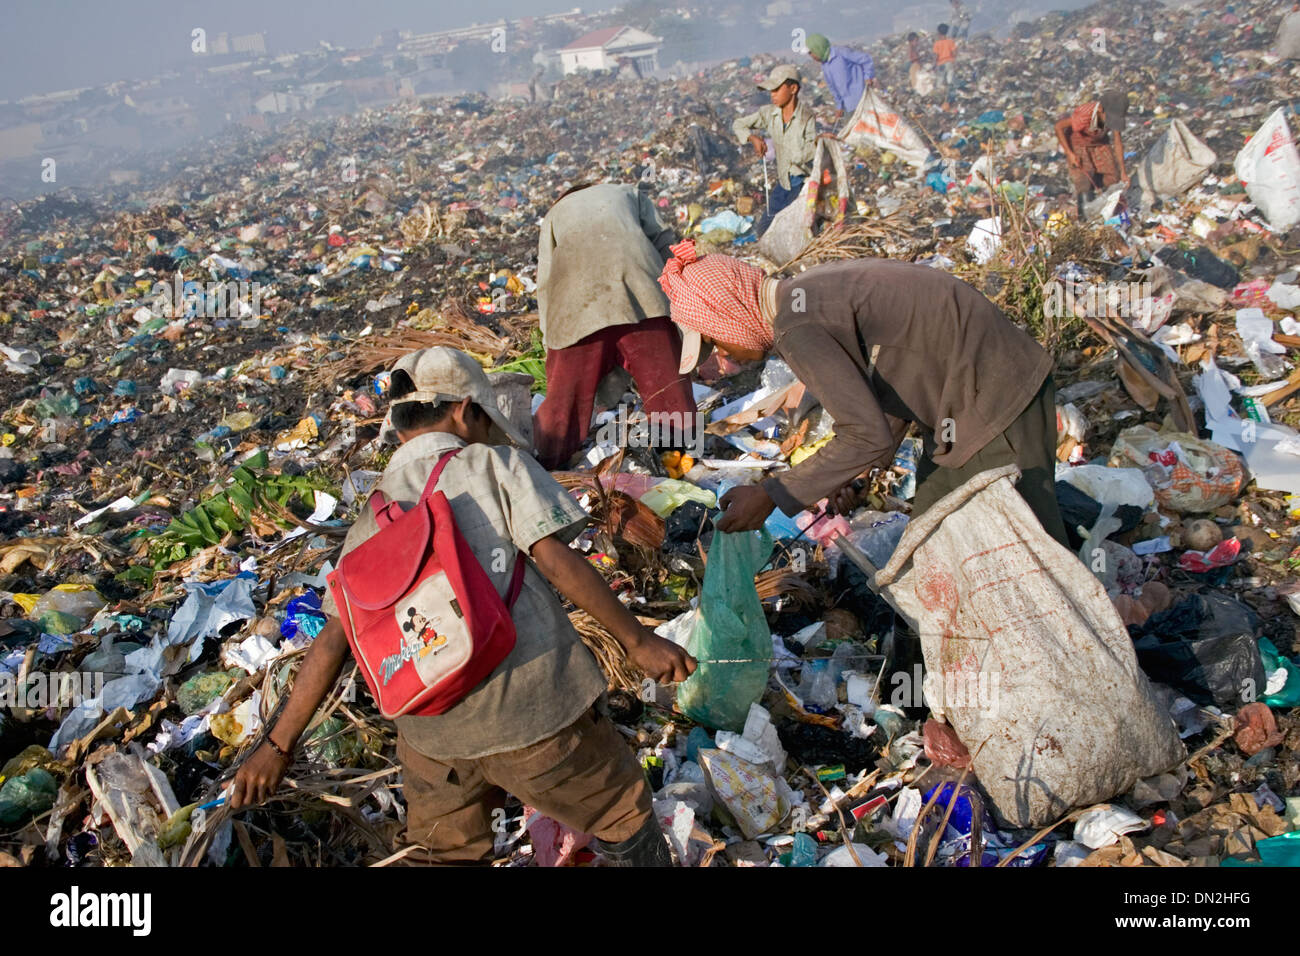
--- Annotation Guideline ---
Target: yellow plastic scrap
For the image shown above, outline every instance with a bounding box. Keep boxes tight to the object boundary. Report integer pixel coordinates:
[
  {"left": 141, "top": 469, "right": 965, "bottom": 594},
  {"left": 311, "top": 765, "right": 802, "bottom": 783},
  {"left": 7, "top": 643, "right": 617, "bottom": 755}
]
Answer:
[
  {"left": 11, "top": 594, "right": 40, "bottom": 614},
  {"left": 1045, "top": 211, "right": 1069, "bottom": 235},
  {"left": 274, "top": 417, "right": 318, "bottom": 451},
  {"left": 790, "top": 434, "right": 834, "bottom": 466}
]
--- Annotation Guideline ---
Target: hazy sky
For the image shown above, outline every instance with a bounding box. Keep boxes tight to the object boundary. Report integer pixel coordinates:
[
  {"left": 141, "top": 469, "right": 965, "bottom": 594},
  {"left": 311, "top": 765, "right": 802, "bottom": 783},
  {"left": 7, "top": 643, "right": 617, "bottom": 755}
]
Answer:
[{"left": 0, "top": 0, "right": 588, "bottom": 100}]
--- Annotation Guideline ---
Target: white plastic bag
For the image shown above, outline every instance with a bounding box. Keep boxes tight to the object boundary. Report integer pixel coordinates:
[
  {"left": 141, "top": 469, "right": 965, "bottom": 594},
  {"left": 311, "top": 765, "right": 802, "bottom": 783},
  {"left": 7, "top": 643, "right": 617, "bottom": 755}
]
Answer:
[
  {"left": 1074, "top": 804, "right": 1149, "bottom": 849},
  {"left": 873, "top": 466, "right": 1185, "bottom": 828},
  {"left": 1234, "top": 109, "right": 1300, "bottom": 232},
  {"left": 839, "top": 90, "right": 929, "bottom": 168},
  {"left": 965, "top": 217, "right": 1002, "bottom": 264},
  {"left": 1054, "top": 462, "right": 1155, "bottom": 510}
]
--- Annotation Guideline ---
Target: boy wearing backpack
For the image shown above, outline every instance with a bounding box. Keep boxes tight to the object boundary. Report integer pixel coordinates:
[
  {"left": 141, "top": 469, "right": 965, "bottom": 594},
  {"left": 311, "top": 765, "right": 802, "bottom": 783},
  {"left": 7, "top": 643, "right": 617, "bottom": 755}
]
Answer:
[{"left": 229, "top": 347, "right": 696, "bottom": 866}]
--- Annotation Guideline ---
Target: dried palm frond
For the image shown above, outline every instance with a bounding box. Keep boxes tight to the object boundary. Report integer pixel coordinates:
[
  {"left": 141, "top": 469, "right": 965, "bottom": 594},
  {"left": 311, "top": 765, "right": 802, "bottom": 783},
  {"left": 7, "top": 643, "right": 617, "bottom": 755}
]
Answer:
[
  {"left": 775, "top": 216, "right": 913, "bottom": 273},
  {"left": 304, "top": 314, "right": 518, "bottom": 391},
  {"left": 569, "top": 610, "right": 655, "bottom": 693},
  {"left": 755, "top": 567, "right": 822, "bottom": 607},
  {"left": 553, "top": 461, "right": 665, "bottom": 550}
]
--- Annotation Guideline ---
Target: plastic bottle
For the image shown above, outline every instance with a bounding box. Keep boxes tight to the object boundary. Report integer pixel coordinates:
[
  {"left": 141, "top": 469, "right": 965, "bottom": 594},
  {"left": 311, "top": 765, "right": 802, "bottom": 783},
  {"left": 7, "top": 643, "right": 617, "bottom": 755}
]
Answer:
[{"left": 796, "top": 658, "right": 838, "bottom": 712}]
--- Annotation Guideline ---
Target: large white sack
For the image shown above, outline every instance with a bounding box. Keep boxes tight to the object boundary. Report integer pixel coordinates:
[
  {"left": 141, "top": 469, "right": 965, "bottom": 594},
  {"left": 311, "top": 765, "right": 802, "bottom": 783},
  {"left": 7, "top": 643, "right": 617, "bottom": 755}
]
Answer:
[
  {"left": 757, "top": 137, "right": 849, "bottom": 266},
  {"left": 1234, "top": 109, "right": 1300, "bottom": 232},
  {"left": 1136, "top": 119, "right": 1216, "bottom": 207},
  {"left": 839, "top": 90, "right": 930, "bottom": 168},
  {"left": 1277, "top": 10, "right": 1300, "bottom": 59},
  {"left": 874, "top": 465, "right": 1185, "bottom": 828}
]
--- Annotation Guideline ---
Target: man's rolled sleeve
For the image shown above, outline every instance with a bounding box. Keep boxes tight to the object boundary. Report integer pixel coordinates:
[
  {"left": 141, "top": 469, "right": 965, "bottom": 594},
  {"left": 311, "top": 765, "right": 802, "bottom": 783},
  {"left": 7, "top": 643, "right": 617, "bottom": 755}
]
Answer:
[
  {"left": 733, "top": 108, "right": 766, "bottom": 146},
  {"left": 638, "top": 189, "right": 676, "bottom": 263}
]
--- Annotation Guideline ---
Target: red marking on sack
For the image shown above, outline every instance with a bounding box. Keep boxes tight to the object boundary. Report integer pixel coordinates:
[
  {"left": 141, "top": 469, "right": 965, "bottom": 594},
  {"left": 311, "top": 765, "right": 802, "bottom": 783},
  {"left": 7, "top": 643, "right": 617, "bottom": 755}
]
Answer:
[{"left": 914, "top": 566, "right": 959, "bottom": 619}]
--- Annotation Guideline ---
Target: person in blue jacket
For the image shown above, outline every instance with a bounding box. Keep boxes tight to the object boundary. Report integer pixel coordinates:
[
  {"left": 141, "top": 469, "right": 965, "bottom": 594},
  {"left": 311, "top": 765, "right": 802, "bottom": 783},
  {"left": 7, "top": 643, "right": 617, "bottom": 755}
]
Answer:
[{"left": 805, "top": 33, "right": 875, "bottom": 122}]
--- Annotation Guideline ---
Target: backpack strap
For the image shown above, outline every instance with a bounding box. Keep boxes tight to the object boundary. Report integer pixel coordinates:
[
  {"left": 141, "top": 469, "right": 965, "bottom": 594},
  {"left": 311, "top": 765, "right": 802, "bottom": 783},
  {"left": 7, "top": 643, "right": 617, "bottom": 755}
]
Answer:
[
  {"left": 369, "top": 445, "right": 528, "bottom": 603},
  {"left": 419, "top": 447, "right": 463, "bottom": 501},
  {"left": 367, "top": 448, "right": 463, "bottom": 530}
]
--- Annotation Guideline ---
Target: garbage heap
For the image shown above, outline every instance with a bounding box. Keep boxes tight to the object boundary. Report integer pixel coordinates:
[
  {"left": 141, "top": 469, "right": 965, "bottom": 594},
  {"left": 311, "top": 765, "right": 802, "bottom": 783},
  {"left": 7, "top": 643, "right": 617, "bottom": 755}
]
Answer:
[{"left": 1, "top": 0, "right": 1299, "bottom": 867}]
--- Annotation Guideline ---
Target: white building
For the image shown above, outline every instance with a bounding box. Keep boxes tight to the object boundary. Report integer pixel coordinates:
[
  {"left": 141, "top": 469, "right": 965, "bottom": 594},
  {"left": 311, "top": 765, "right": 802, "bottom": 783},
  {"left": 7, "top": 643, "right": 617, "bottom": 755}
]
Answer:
[{"left": 558, "top": 26, "right": 662, "bottom": 76}]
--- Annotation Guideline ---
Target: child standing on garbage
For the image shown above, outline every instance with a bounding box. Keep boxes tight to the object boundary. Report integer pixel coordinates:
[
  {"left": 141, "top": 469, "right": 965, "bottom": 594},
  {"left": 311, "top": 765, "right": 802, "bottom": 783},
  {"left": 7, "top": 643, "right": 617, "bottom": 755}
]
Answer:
[
  {"left": 230, "top": 348, "right": 696, "bottom": 866},
  {"left": 949, "top": 0, "right": 973, "bottom": 40},
  {"left": 732, "top": 64, "right": 819, "bottom": 234},
  {"left": 804, "top": 33, "right": 876, "bottom": 123},
  {"left": 1054, "top": 90, "right": 1129, "bottom": 218},
  {"left": 933, "top": 24, "right": 958, "bottom": 107},
  {"left": 532, "top": 182, "right": 699, "bottom": 471},
  {"left": 656, "top": 241, "right": 1069, "bottom": 545},
  {"left": 906, "top": 33, "right": 925, "bottom": 93}
]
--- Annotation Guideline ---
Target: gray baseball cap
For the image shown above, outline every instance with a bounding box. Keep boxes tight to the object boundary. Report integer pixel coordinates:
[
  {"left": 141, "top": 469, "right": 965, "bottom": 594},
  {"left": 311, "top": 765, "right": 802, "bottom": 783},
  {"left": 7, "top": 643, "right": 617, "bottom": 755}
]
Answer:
[
  {"left": 379, "top": 347, "right": 529, "bottom": 448},
  {"left": 758, "top": 64, "right": 801, "bottom": 90}
]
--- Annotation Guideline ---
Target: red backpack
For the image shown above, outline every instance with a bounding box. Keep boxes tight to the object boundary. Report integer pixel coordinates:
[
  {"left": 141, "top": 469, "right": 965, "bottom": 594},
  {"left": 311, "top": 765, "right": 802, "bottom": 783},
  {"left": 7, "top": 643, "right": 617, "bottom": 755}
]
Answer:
[{"left": 327, "top": 448, "right": 525, "bottom": 719}]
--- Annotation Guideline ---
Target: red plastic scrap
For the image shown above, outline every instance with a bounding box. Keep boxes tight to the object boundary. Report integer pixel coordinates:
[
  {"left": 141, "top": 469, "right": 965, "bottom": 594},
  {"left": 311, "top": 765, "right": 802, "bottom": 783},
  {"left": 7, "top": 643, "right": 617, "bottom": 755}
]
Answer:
[
  {"left": 1233, "top": 702, "right": 1284, "bottom": 757},
  {"left": 923, "top": 718, "right": 972, "bottom": 769}
]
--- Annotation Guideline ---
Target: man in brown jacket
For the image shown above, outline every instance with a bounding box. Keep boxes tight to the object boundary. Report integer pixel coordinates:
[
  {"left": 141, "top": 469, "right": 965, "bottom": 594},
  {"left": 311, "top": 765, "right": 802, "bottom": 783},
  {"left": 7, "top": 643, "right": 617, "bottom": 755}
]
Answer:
[{"left": 657, "top": 244, "right": 1068, "bottom": 543}]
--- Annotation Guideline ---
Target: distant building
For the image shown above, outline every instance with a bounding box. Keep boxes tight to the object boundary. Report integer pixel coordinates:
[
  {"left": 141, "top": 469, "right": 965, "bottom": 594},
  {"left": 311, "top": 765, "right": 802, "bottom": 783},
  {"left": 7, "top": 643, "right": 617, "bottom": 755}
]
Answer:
[
  {"left": 254, "top": 91, "right": 305, "bottom": 114},
  {"left": 231, "top": 33, "right": 267, "bottom": 55},
  {"left": 211, "top": 31, "right": 267, "bottom": 56},
  {"left": 558, "top": 26, "right": 662, "bottom": 75},
  {"left": 123, "top": 88, "right": 201, "bottom": 132}
]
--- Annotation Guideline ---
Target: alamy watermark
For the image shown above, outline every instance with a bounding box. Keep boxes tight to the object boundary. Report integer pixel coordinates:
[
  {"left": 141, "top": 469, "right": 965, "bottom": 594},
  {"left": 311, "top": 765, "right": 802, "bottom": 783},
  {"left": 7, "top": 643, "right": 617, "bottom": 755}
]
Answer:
[
  {"left": 890, "top": 664, "right": 1001, "bottom": 715},
  {"left": 148, "top": 273, "right": 263, "bottom": 320},
  {"left": 2, "top": 670, "right": 104, "bottom": 710},
  {"left": 1043, "top": 279, "right": 1152, "bottom": 321},
  {"left": 50, "top": 887, "right": 151, "bottom": 936},
  {"left": 593, "top": 405, "right": 708, "bottom": 458}
]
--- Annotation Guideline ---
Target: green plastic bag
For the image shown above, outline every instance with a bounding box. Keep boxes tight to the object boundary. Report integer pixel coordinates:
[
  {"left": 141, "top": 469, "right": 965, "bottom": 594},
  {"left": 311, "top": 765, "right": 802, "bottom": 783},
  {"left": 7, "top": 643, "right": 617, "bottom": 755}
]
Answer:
[
  {"left": 1259, "top": 637, "right": 1300, "bottom": 708},
  {"left": 0, "top": 768, "right": 58, "bottom": 825},
  {"left": 676, "top": 529, "right": 774, "bottom": 733},
  {"left": 1221, "top": 831, "right": 1300, "bottom": 867}
]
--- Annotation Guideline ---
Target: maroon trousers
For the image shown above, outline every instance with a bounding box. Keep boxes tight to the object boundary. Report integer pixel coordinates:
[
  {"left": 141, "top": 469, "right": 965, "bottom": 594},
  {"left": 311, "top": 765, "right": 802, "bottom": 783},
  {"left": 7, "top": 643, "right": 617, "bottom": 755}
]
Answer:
[{"left": 534, "top": 316, "right": 696, "bottom": 470}]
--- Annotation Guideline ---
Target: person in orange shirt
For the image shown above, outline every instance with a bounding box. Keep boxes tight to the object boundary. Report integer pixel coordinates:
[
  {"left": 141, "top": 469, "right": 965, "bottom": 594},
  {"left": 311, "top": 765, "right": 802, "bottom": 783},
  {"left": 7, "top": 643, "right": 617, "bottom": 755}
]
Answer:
[{"left": 933, "top": 23, "right": 957, "bottom": 106}]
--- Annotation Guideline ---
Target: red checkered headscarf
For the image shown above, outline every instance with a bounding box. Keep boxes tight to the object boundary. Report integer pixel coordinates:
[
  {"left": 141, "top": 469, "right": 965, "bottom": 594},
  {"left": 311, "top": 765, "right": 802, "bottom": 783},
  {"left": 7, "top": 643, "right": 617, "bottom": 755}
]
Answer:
[
  {"left": 658, "top": 239, "right": 772, "bottom": 351},
  {"left": 1071, "top": 101, "right": 1102, "bottom": 136}
]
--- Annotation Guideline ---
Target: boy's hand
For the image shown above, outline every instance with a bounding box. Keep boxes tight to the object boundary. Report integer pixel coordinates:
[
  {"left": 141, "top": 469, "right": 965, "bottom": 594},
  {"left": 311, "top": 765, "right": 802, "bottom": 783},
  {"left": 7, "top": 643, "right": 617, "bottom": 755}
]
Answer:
[
  {"left": 749, "top": 134, "right": 766, "bottom": 158},
  {"left": 626, "top": 629, "right": 696, "bottom": 683},
  {"left": 229, "top": 742, "right": 290, "bottom": 809}
]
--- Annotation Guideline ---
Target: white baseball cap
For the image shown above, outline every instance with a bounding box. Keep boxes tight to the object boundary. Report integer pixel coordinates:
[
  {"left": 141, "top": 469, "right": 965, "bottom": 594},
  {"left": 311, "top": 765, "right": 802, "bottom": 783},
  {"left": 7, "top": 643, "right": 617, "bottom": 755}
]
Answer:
[{"left": 677, "top": 328, "right": 714, "bottom": 375}]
